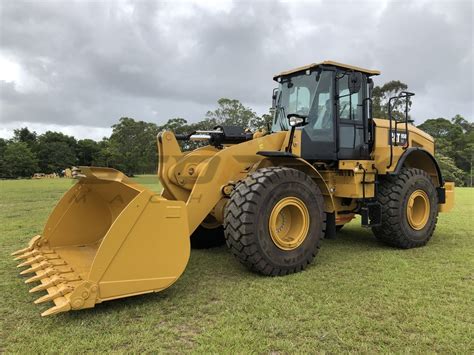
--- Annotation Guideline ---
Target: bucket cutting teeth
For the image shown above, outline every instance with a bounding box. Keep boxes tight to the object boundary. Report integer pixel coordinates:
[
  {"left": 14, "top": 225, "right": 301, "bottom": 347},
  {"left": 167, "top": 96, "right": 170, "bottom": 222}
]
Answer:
[
  {"left": 24, "top": 266, "right": 73, "bottom": 284},
  {"left": 14, "top": 250, "right": 40, "bottom": 261},
  {"left": 34, "top": 285, "right": 73, "bottom": 304},
  {"left": 29, "top": 274, "right": 82, "bottom": 293},
  {"left": 24, "top": 269, "right": 55, "bottom": 284},
  {"left": 17, "top": 255, "right": 45, "bottom": 268},
  {"left": 19, "top": 259, "right": 67, "bottom": 275},
  {"left": 29, "top": 280, "right": 56, "bottom": 293},
  {"left": 41, "top": 298, "right": 72, "bottom": 317},
  {"left": 17, "top": 253, "right": 60, "bottom": 268},
  {"left": 14, "top": 248, "right": 54, "bottom": 261},
  {"left": 11, "top": 235, "right": 42, "bottom": 256},
  {"left": 11, "top": 246, "right": 33, "bottom": 256},
  {"left": 11, "top": 241, "right": 85, "bottom": 316},
  {"left": 19, "top": 261, "right": 50, "bottom": 275}
]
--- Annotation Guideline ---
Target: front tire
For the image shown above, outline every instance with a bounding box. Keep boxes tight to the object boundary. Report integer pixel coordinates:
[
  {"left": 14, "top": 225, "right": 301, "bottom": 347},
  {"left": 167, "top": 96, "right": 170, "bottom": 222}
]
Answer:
[
  {"left": 224, "top": 167, "right": 325, "bottom": 276},
  {"left": 372, "top": 168, "right": 438, "bottom": 248}
]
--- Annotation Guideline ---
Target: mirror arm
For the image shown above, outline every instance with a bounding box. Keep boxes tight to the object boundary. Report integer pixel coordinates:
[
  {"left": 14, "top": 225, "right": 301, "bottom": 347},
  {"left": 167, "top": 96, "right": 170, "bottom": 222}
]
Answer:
[{"left": 286, "top": 125, "right": 296, "bottom": 153}]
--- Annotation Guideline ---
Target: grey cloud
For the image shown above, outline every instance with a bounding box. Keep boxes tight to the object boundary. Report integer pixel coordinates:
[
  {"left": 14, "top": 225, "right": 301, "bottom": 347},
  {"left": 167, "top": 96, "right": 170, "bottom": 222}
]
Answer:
[{"left": 0, "top": 0, "right": 472, "bottom": 139}]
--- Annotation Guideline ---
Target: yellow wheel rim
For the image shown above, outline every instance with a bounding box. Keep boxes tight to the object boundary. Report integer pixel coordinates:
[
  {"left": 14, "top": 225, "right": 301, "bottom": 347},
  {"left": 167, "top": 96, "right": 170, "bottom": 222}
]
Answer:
[
  {"left": 269, "top": 197, "right": 310, "bottom": 250},
  {"left": 407, "top": 189, "right": 430, "bottom": 230}
]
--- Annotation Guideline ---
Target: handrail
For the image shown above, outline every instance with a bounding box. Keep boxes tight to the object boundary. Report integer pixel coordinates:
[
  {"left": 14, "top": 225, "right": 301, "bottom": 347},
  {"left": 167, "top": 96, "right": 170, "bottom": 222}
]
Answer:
[
  {"left": 386, "top": 91, "right": 415, "bottom": 169},
  {"left": 362, "top": 97, "right": 373, "bottom": 145}
]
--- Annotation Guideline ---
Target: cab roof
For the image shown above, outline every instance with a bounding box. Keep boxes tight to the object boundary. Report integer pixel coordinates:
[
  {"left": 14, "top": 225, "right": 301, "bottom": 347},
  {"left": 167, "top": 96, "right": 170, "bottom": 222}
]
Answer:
[{"left": 273, "top": 60, "right": 380, "bottom": 80}]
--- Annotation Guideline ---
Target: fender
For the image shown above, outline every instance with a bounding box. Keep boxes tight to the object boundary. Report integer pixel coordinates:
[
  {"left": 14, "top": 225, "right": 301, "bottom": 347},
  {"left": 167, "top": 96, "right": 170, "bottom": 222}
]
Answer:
[
  {"left": 255, "top": 156, "right": 336, "bottom": 214},
  {"left": 392, "top": 147, "right": 444, "bottom": 187},
  {"left": 255, "top": 156, "right": 338, "bottom": 237}
]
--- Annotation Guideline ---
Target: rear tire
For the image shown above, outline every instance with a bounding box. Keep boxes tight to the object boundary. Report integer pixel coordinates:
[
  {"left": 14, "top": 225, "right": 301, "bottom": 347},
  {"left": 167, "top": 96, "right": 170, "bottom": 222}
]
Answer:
[
  {"left": 372, "top": 168, "right": 438, "bottom": 248},
  {"left": 224, "top": 167, "right": 325, "bottom": 276}
]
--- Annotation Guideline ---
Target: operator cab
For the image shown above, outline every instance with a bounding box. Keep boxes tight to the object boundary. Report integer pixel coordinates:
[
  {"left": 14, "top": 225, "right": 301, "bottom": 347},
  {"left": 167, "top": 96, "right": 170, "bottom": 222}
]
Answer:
[{"left": 272, "top": 61, "right": 380, "bottom": 162}]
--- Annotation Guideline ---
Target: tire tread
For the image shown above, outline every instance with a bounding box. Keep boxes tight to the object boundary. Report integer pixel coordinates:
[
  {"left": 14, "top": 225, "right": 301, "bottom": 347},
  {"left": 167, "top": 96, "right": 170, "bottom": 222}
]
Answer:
[
  {"left": 224, "top": 167, "right": 325, "bottom": 275},
  {"left": 372, "top": 168, "right": 438, "bottom": 248}
]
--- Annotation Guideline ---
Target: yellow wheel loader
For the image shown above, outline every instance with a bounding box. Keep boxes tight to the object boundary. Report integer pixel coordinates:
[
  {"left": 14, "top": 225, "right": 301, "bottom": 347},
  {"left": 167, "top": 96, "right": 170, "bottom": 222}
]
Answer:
[{"left": 13, "top": 61, "right": 455, "bottom": 316}]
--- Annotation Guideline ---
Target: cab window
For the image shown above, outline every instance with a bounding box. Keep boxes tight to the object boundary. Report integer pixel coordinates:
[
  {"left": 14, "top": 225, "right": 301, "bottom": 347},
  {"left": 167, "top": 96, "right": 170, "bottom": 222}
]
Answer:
[
  {"left": 338, "top": 74, "right": 363, "bottom": 121},
  {"left": 304, "top": 71, "right": 334, "bottom": 142},
  {"left": 288, "top": 86, "right": 310, "bottom": 116}
]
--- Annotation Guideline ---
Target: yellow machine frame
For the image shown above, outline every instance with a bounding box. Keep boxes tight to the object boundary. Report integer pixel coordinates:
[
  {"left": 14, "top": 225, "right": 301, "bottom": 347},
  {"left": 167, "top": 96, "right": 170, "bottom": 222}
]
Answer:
[{"left": 12, "top": 61, "right": 454, "bottom": 316}]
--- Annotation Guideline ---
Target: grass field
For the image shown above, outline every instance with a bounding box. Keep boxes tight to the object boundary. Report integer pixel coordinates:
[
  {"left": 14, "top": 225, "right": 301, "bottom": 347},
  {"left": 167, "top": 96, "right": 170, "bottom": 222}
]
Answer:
[{"left": 1, "top": 176, "right": 473, "bottom": 353}]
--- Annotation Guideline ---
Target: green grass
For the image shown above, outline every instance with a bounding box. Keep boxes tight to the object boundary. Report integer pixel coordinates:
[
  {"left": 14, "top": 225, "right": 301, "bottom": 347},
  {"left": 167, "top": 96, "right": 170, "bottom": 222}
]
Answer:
[{"left": 1, "top": 176, "right": 473, "bottom": 353}]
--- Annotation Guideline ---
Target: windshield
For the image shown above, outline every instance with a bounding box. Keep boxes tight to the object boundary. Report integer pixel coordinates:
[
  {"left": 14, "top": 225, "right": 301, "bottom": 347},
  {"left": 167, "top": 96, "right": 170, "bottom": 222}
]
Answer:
[
  {"left": 272, "top": 71, "right": 318, "bottom": 131},
  {"left": 272, "top": 70, "right": 334, "bottom": 142}
]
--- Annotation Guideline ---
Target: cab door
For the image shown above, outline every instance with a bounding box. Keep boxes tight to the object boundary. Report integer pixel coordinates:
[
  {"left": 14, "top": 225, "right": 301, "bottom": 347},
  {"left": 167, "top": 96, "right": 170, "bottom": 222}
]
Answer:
[
  {"left": 300, "top": 70, "right": 337, "bottom": 161},
  {"left": 336, "top": 71, "right": 370, "bottom": 160}
]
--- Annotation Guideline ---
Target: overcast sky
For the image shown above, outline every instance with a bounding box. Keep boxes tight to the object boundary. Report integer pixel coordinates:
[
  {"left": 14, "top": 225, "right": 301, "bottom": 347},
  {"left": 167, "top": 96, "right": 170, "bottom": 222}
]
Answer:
[{"left": 0, "top": 0, "right": 472, "bottom": 140}]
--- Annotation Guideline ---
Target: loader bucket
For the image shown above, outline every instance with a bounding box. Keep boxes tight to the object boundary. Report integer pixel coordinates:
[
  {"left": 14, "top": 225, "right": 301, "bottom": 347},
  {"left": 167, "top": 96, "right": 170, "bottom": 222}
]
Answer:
[{"left": 12, "top": 167, "right": 190, "bottom": 316}]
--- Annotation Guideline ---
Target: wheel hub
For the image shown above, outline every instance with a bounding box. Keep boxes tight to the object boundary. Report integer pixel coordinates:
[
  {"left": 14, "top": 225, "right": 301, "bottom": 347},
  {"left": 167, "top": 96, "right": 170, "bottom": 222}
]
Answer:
[
  {"left": 269, "top": 197, "right": 310, "bottom": 250},
  {"left": 407, "top": 189, "right": 430, "bottom": 230}
]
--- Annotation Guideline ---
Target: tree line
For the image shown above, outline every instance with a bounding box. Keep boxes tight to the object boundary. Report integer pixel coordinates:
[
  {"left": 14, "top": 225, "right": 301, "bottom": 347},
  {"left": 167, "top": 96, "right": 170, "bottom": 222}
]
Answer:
[
  {"left": 0, "top": 98, "right": 271, "bottom": 178},
  {"left": 0, "top": 85, "right": 472, "bottom": 185}
]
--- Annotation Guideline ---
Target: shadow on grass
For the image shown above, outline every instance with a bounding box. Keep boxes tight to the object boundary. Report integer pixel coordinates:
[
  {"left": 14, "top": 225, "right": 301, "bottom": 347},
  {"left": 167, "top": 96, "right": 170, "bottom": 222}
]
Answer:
[
  {"left": 323, "top": 225, "right": 392, "bottom": 249},
  {"left": 35, "top": 226, "right": 396, "bottom": 321}
]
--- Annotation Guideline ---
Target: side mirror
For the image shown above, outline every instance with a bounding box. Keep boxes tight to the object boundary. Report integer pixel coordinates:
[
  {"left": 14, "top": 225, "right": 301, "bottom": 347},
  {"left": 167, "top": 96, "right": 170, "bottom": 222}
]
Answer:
[
  {"left": 287, "top": 113, "right": 307, "bottom": 127},
  {"left": 349, "top": 72, "right": 362, "bottom": 94},
  {"left": 272, "top": 88, "right": 279, "bottom": 108}
]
